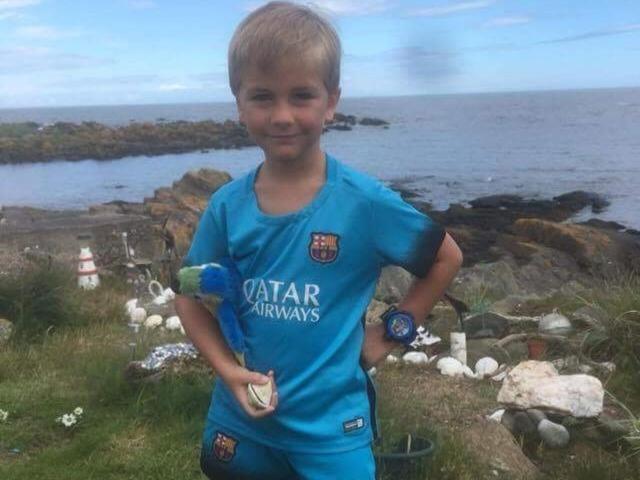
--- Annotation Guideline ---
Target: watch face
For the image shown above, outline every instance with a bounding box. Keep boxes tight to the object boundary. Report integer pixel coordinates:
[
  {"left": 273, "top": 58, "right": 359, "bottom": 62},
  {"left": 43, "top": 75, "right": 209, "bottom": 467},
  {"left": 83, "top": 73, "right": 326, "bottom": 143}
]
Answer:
[{"left": 388, "top": 314, "right": 412, "bottom": 339}]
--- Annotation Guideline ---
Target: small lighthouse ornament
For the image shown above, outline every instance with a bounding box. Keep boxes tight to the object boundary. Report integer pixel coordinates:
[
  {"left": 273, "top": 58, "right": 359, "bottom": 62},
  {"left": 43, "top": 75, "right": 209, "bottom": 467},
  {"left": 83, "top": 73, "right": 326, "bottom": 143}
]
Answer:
[{"left": 78, "top": 246, "right": 100, "bottom": 289}]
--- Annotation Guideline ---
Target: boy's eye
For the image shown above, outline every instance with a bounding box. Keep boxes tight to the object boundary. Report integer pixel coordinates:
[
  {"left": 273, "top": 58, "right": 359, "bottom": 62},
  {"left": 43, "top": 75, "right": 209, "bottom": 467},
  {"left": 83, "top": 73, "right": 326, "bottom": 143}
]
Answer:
[
  {"left": 294, "top": 91, "right": 314, "bottom": 100},
  {"left": 250, "top": 93, "right": 272, "bottom": 101}
]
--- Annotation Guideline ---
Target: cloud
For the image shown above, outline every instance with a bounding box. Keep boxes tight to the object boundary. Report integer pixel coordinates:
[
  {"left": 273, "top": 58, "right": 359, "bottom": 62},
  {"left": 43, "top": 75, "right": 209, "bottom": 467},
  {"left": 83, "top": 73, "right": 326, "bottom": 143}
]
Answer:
[
  {"left": 0, "top": 46, "right": 113, "bottom": 74},
  {"left": 245, "top": 0, "right": 392, "bottom": 16},
  {"left": 408, "top": 1, "right": 495, "bottom": 17},
  {"left": 49, "top": 74, "right": 159, "bottom": 88},
  {"left": 15, "top": 25, "right": 84, "bottom": 39},
  {"left": 0, "top": 0, "right": 40, "bottom": 10},
  {"left": 157, "top": 83, "right": 192, "bottom": 91},
  {"left": 540, "top": 23, "right": 640, "bottom": 44},
  {"left": 484, "top": 16, "right": 531, "bottom": 28}
]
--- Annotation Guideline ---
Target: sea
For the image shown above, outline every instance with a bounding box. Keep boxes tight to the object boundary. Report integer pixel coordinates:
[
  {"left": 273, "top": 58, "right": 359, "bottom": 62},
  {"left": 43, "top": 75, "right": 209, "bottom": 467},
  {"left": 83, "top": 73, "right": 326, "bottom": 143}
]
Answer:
[{"left": 1, "top": 87, "right": 639, "bottom": 229}]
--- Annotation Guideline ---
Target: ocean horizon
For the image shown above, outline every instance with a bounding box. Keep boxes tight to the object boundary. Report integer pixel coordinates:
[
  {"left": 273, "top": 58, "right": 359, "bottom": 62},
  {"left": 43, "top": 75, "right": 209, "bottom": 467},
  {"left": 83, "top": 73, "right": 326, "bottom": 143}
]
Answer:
[{"left": 1, "top": 87, "right": 639, "bottom": 229}]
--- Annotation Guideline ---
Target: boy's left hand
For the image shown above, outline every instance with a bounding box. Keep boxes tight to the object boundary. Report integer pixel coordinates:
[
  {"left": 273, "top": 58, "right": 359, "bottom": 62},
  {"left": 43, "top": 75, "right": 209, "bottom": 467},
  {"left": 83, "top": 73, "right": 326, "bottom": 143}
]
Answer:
[{"left": 360, "top": 322, "right": 396, "bottom": 370}]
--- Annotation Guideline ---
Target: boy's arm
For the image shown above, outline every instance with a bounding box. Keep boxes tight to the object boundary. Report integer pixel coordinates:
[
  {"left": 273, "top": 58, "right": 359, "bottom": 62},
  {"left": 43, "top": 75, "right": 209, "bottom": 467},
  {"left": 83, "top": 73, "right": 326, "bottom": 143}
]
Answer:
[
  {"left": 360, "top": 232, "right": 463, "bottom": 369},
  {"left": 175, "top": 294, "right": 277, "bottom": 418}
]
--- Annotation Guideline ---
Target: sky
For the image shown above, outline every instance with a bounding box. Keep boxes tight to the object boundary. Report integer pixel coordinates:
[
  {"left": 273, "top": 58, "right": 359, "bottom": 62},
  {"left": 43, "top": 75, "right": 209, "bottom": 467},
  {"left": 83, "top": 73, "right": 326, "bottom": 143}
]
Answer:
[{"left": 0, "top": 0, "right": 639, "bottom": 108}]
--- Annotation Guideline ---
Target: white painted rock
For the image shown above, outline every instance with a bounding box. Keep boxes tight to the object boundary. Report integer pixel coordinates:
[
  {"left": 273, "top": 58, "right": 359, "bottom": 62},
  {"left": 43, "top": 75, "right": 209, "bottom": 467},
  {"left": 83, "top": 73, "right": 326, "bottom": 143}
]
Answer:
[
  {"left": 462, "top": 365, "right": 477, "bottom": 379},
  {"left": 152, "top": 295, "right": 168, "bottom": 305},
  {"left": 402, "top": 351, "right": 430, "bottom": 365},
  {"left": 410, "top": 326, "right": 442, "bottom": 348},
  {"left": 488, "top": 409, "right": 505, "bottom": 423},
  {"left": 163, "top": 288, "right": 176, "bottom": 301},
  {"left": 436, "top": 357, "right": 464, "bottom": 377},
  {"left": 497, "top": 360, "right": 604, "bottom": 417},
  {"left": 144, "top": 314, "right": 163, "bottom": 329},
  {"left": 165, "top": 316, "right": 182, "bottom": 331},
  {"left": 130, "top": 307, "right": 147, "bottom": 324},
  {"left": 385, "top": 354, "right": 399, "bottom": 364},
  {"left": 475, "top": 357, "right": 500, "bottom": 378},
  {"left": 538, "top": 311, "right": 572, "bottom": 336},
  {"left": 125, "top": 298, "right": 138, "bottom": 315},
  {"left": 491, "top": 369, "right": 508, "bottom": 382}
]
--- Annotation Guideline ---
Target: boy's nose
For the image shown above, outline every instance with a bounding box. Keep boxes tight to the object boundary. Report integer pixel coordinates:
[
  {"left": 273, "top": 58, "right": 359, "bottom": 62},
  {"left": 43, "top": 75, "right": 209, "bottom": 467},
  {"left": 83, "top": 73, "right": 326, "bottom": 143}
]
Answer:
[{"left": 270, "top": 100, "right": 294, "bottom": 126}]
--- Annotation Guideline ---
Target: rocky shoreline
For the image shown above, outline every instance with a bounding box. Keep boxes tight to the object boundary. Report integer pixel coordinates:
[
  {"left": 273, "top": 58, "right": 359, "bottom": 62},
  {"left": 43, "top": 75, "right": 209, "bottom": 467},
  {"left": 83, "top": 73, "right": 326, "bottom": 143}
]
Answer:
[
  {"left": 0, "top": 113, "right": 388, "bottom": 165},
  {"left": 1, "top": 168, "right": 638, "bottom": 303}
]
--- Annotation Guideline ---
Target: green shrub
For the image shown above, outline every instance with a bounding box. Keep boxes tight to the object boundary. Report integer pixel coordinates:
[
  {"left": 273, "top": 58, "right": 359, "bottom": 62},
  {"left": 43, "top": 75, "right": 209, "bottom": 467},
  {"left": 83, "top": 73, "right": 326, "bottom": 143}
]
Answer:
[{"left": 0, "top": 260, "right": 84, "bottom": 341}]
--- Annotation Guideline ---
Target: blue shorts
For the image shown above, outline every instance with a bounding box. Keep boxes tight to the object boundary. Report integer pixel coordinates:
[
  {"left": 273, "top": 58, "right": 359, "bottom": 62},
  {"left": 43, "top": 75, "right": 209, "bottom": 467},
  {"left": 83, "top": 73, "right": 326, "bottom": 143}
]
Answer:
[{"left": 200, "top": 420, "right": 376, "bottom": 480}]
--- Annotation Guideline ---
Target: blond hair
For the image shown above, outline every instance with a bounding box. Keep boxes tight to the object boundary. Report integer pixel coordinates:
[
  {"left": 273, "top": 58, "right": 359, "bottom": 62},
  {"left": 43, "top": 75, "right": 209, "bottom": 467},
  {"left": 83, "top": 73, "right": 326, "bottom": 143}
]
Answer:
[{"left": 228, "top": 1, "right": 341, "bottom": 96}]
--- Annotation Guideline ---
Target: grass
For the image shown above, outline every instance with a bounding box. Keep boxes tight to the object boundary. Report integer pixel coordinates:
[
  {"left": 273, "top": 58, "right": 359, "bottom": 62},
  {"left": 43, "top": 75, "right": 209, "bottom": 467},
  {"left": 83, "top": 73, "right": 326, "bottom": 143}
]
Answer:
[{"left": 2, "top": 260, "right": 640, "bottom": 479}]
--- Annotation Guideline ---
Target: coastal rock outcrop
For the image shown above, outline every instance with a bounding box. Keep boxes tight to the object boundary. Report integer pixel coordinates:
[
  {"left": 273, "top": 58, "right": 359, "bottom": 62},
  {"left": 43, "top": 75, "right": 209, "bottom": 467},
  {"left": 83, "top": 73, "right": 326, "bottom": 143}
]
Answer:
[
  {"left": 144, "top": 168, "right": 231, "bottom": 257},
  {"left": 497, "top": 360, "right": 604, "bottom": 418}
]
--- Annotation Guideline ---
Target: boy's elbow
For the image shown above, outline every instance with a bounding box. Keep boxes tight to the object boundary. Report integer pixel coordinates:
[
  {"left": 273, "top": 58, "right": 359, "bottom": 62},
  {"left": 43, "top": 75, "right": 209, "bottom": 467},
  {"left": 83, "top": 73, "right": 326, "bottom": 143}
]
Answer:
[{"left": 438, "top": 232, "right": 463, "bottom": 270}]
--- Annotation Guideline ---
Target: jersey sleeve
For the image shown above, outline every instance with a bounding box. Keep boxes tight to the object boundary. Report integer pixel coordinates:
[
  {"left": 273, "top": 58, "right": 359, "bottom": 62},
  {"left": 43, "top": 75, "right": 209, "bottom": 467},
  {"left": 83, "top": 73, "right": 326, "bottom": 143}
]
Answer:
[
  {"left": 370, "top": 182, "right": 446, "bottom": 278},
  {"left": 182, "top": 195, "right": 228, "bottom": 268}
]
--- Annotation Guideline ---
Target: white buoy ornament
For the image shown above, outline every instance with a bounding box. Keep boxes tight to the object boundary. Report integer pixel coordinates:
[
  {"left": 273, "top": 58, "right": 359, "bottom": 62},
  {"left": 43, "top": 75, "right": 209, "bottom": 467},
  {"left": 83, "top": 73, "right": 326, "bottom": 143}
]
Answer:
[{"left": 77, "top": 246, "right": 100, "bottom": 290}]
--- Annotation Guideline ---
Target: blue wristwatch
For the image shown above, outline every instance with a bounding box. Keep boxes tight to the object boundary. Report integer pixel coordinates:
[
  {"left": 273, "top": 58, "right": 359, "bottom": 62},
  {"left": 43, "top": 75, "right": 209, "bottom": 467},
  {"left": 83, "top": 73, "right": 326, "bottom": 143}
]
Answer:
[{"left": 381, "top": 306, "right": 417, "bottom": 345}]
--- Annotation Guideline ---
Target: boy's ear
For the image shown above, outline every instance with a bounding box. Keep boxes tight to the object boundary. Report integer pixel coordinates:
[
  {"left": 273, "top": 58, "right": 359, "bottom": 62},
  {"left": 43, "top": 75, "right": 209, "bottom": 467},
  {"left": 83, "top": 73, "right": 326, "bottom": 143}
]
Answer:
[
  {"left": 325, "top": 87, "right": 341, "bottom": 122},
  {"left": 235, "top": 95, "right": 245, "bottom": 125}
]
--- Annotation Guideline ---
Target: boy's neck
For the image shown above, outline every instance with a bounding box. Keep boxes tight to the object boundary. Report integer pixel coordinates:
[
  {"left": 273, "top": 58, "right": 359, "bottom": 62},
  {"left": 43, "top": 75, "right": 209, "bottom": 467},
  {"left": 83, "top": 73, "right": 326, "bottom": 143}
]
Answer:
[{"left": 260, "top": 147, "right": 326, "bottom": 186}]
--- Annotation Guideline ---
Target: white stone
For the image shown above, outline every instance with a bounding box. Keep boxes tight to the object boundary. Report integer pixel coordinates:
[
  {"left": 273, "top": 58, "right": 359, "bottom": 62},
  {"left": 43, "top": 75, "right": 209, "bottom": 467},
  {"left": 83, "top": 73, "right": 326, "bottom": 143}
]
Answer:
[
  {"left": 130, "top": 307, "right": 147, "bottom": 324},
  {"left": 436, "top": 357, "right": 465, "bottom": 377},
  {"left": 491, "top": 370, "right": 508, "bottom": 382},
  {"left": 488, "top": 409, "right": 505, "bottom": 423},
  {"left": 402, "top": 351, "right": 429, "bottom": 365},
  {"left": 165, "top": 316, "right": 182, "bottom": 331},
  {"left": 163, "top": 288, "right": 176, "bottom": 301},
  {"left": 152, "top": 295, "right": 168, "bottom": 305},
  {"left": 144, "top": 314, "right": 163, "bottom": 329},
  {"left": 385, "top": 354, "right": 399, "bottom": 364},
  {"left": 475, "top": 357, "right": 500, "bottom": 378},
  {"left": 410, "top": 326, "right": 442, "bottom": 348},
  {"left": 539, "top": 311, "right": 572, "bottom": 336},
  {"left": 462, "top": 365, "right": 478, "bottom": 379},
  {"left": 125, "top": 298, "right": 138, "bottom": 315},
  {"left": 368, "top": 367, "right": 377, "bottom": 377},
  {"left": 497, "top": 360, "right": 604, "bottom": 417}
]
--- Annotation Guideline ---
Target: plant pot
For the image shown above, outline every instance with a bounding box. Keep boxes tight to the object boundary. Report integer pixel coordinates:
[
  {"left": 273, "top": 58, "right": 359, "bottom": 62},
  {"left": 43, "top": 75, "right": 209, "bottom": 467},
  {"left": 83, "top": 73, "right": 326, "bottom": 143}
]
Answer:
[
  {"left": 374, "top": 435, "right": 435, "bottom": 478},
  {"left": 527, "top": 338, "right": 547, "bottom": 359}
]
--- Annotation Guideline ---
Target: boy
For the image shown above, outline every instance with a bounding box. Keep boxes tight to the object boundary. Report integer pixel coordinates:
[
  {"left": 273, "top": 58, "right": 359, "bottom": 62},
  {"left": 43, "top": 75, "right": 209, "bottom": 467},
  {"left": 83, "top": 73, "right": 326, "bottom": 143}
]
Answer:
[{"left": 175, "top": 2, "right": 463, "bottom": 479}]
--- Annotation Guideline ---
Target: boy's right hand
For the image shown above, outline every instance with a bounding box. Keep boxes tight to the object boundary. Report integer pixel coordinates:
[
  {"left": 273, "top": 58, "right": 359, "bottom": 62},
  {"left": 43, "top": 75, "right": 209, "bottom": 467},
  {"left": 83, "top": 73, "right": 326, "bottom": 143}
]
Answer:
[{"left": 224, "top": 367, "right": 278, "bottom": 419}]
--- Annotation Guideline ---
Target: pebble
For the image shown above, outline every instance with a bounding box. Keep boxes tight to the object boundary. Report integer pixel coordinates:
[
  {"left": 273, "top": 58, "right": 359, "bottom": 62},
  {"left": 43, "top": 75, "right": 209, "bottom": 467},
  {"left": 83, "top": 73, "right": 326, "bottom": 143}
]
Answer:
[{"left": 538, "top": 419, "right": 570, "bottom": 448}]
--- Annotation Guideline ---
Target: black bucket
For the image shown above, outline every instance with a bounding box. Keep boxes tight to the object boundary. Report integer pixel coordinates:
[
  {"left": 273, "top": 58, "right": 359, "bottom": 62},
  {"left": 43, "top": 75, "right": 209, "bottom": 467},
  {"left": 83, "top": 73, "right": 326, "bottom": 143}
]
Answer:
[{"left": 374, "top": 435, "right": 435, "bottom": 479}]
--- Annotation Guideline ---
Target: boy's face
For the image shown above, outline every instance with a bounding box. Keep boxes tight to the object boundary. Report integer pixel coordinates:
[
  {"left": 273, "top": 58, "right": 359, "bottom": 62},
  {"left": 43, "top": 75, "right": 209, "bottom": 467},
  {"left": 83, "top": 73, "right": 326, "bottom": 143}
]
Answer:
[{"left": 235, "top": 59, "right": 340, "bottom": 165}]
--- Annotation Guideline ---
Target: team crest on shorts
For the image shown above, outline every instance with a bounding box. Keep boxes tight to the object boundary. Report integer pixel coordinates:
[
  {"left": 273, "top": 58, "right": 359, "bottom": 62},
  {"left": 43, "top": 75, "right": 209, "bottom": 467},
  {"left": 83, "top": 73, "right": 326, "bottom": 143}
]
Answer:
[
  {"left": 212, "top": 431, "right": 238, "bottom": 463},
  {"left": 309, "top": 232, "right": 340, "bottom": 263}
]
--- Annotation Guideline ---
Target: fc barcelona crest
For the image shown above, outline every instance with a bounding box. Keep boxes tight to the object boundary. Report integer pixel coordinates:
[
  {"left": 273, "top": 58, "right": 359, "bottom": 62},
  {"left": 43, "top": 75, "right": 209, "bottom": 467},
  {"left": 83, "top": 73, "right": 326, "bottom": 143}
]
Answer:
[
  {"left": 309, "top": 232, "right": 340, "bottom": 263},
  {"left": 212, "top": 431, "right": 238, "bottom": 463}
]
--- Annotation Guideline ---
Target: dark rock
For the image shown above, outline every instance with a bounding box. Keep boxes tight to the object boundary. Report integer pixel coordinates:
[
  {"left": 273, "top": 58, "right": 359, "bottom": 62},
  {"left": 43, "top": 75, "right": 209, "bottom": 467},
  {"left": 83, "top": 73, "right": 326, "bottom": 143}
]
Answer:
[
  {"left": 526, "top": 409, "right": 547, "bottom": 426},
  {"left": 580, "top": 218, "right": 626, "bottom": 230},
  {"left": 359, "top": 117, "right": 389, "bottom": 126},
  {"left": 553, "top": 191, "right": 610, "bottom": 214},
  {"left": 469, "top": 195, "right": 525, "bottom": 209},
  {"left": 325, "top": 124, "right": 352, "bottom": 131},
  {"left": 332, "top": 113, "right": 357, "bottom": 125},
  {"left": 502, "top": 410, "right": 537, "bottom": 437},
  {"left": 538, "top": 419, "right": 570, "bottom": 448}
]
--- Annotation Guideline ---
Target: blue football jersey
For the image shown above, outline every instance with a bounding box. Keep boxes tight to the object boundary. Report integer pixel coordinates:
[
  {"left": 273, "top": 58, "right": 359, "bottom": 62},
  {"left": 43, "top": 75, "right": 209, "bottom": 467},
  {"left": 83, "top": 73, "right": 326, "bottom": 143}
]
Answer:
[{"left": 184, "top": 154, "right": 445, "bottom": 453}]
